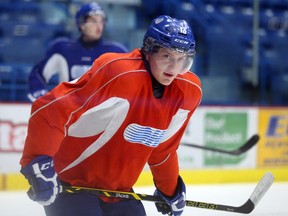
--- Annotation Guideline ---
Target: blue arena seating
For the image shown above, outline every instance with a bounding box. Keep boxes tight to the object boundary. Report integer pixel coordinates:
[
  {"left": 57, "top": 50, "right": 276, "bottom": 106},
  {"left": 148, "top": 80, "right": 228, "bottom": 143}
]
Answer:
[
  {"left": 263, "top": 31, "right": 288, "bottom": 105},
  {"left": 0, "top": 36, "right": 47, "bottom": 64},
  {"left": 0, "top": 0, "right": 288, "bottom": 105},
  {"left": 0, "top": 63, "right": 31, "bottom": 101}
]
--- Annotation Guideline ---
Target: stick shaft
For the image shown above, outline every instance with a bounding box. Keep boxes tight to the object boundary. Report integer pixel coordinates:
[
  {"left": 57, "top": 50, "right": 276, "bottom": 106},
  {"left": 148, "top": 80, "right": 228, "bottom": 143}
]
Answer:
[
  {"left": 181, "top": 134, "right": 259, "bottom": 155},
  {"left": 62, "top": 172, "right": 273, "bottom": 214},
  {"left": 62, "top": 186, "right": 249, "bottom": 212}
]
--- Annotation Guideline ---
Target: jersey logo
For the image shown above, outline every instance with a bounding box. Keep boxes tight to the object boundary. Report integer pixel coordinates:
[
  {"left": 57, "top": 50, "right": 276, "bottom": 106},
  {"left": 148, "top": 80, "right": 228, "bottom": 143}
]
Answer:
[
  {"left": 124, "top": 124, "right": 166, "bottom": 147},
  {"left": 71, "top": 65, "right": 91, "bottom": 79}
]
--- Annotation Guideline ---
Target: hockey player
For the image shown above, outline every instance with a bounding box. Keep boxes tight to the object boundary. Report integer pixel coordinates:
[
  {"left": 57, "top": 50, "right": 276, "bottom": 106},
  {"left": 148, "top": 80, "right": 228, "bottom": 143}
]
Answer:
[
  {"left": 27, "top": 2, "right": 128, "bottom": 102},
  {"left": 20, "top": 15, "right": 202, "bottom": 216}
]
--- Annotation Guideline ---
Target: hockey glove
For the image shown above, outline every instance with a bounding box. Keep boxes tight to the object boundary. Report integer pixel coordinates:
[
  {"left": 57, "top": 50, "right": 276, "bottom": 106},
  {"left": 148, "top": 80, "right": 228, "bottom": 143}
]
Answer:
[
  {"left": 20, "top": 155, "right": 61, "bottom": 206},
  {"left": 154, "top": 176, "right": 186, "bottom": 216}
]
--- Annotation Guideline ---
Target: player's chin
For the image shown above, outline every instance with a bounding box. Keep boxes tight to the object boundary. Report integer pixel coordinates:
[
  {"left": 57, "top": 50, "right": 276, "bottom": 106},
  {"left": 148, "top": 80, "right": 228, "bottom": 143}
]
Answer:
[
  {"left": 159, "top": 78, "right": 174, "bottom": 86},
  {"left": 86, "top": 32, "right": 101, "bottom": 40}
]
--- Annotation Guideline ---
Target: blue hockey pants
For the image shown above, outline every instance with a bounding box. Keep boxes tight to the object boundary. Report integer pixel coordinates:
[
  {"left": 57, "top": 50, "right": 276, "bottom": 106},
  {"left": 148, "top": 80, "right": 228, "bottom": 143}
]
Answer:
[{"left": 44, "top": 191, "right": 147, "bottom": 216}]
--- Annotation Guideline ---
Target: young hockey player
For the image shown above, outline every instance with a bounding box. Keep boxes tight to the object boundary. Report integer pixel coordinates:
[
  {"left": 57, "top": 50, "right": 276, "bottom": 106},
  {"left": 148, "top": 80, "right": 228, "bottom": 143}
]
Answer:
[
  {"left": 27, "top": 2, "right": 127, "bottom": 102},
  {"left": 20, "top": 15, "right": 202, "bottom": 216}
]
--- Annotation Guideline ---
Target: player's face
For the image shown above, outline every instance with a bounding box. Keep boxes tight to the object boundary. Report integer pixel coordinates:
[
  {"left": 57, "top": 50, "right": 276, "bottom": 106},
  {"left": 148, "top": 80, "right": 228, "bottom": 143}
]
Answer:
[
  {"left": 81, "top": 15, "right": 105, "bottom": 41},
  {"left": 147, "top": 48, "right": 194, "bottom": 85}
]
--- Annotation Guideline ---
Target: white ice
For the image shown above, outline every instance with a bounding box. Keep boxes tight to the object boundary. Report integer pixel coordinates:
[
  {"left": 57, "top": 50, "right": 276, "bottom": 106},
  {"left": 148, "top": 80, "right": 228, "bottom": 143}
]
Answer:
[{"left": 1, "top": 183, "right": 287, "bottom": 216}]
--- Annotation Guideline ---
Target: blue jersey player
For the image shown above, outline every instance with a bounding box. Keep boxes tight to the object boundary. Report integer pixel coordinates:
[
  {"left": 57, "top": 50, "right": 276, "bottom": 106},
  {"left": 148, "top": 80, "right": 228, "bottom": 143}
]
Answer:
[{"left": 27, "top": 2, "right": 128, "bottom": 101}]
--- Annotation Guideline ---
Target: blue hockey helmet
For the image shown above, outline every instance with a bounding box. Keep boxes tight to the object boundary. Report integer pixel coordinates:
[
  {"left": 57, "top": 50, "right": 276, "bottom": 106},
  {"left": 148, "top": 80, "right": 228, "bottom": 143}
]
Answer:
[
  {"left": 75, "top": 2, "right": 106, "bottom": 27},
  {"left": 143, "top": 15, "right": 196, "bottom": 55}
]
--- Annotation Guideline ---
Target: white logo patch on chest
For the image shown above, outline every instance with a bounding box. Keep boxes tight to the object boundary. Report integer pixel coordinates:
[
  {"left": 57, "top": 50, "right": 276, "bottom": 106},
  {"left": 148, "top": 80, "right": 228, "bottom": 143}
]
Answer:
[{"left": 124, "top": 124, "right": 166, "bottom": 147}]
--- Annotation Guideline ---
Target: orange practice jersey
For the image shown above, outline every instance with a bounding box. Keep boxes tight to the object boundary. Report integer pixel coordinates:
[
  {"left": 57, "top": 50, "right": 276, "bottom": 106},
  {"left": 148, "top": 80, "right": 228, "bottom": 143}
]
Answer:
[{"left": 21, "top": 49, "right": 202, "bottom": 197}]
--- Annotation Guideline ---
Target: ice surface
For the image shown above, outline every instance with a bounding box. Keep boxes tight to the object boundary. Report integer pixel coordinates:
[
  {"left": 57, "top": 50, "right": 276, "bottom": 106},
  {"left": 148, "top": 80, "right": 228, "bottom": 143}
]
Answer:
[{"left": 1, "top": 183, "right": 287, "bottom": 216}]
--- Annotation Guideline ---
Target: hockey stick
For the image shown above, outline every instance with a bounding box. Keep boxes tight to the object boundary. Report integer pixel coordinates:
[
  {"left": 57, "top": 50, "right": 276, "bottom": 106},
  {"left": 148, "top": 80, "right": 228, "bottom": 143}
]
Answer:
[
  {"left": 62, "top": 172, "right": 274, "bottom": 214},
  {"left": 181, "top": 134, "right": 260, "bottom": 155}
]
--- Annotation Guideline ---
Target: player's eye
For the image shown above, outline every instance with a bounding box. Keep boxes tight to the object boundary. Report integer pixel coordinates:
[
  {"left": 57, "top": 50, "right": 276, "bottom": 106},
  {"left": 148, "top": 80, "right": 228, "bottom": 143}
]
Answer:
[{"left": 161, "top": 54, "right": 172, "bottom": 62}]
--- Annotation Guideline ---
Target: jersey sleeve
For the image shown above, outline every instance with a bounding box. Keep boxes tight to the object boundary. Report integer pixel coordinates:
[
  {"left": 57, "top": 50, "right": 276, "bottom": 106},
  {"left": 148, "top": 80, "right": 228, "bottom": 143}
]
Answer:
[
  {"left": 28, "top": 63, "right": 48, "bottom": 101},
  {"left": 148, "top": 112, "right": 192, "bottom": 196},
  {"left": 21, "top": 64, "right": 96, "bottom": 167},
  {"left": 148, "top": 73, "right": 202, "bottom": 196},
  {"left": 27, "top": 39, "right": 69, "bottom": 101}
]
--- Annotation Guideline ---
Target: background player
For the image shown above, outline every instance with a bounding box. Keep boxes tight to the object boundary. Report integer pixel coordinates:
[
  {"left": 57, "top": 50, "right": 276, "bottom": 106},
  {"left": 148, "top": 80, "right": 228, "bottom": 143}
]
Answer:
[
  {"left": 27, "top": 1, "right": 128, "bottom": 101},
  {"left": 20, "top": 15, "right": 202, "bottom": 216}
]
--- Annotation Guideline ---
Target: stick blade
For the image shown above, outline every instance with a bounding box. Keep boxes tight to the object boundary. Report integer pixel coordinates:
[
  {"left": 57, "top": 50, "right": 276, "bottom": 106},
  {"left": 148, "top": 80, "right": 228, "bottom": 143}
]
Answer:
[
  {"left": 235, "top": 134, "right": 260, "bottom": 154},
  {"left": 249, "top": 172, "right": 274, "bottom": 206}
]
